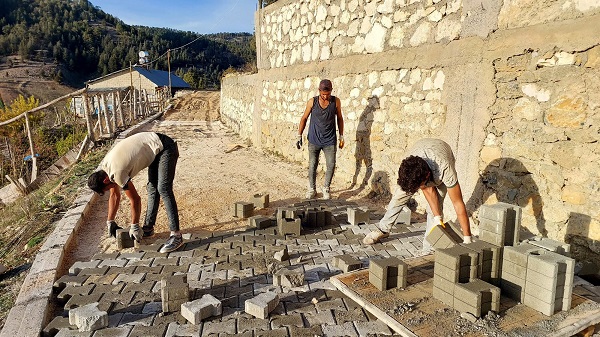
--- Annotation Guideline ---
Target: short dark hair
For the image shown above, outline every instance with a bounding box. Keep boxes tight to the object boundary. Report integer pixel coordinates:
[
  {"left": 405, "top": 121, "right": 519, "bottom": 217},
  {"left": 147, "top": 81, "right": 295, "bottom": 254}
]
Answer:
[
  {"left": 88, "top": 170, "right": 109, "bottom": 195},
  {"left": 397, "top": 156, "right": 431, "bottom": 194}
]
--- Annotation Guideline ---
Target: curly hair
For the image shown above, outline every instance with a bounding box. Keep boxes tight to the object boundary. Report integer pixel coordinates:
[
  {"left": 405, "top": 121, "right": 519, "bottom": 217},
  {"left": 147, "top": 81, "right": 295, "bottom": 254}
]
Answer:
[
  {"left": 87, "top": 170, "right": 109, "bottom": 195},
  {"left": 397, "top": 156, "right": 431, "bottom": 194}
]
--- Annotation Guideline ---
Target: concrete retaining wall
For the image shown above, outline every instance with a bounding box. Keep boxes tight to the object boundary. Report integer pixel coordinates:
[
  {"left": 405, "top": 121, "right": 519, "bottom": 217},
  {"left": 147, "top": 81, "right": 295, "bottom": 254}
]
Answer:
[{"left": 220, "top": 0, "right": 600, "bottom": 261}]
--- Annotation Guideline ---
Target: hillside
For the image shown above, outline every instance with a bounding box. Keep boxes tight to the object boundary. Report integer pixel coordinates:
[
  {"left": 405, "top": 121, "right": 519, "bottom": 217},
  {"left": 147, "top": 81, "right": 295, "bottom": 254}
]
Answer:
[{"left": 0, "top": 0, "right": 256, "bottom": 89}]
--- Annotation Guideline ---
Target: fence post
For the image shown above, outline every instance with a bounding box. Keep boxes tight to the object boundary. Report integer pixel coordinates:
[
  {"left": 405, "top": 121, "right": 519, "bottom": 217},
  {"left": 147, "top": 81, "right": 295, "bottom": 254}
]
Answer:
[
  {"left": 82, "top": 93, "right": 96, "bottom": 143},
  {"left": 116, "top": 91, "right": 124, "bottom": 128},
  {"left": 23, "top": 113, "right": 37, "bottom": 183}
]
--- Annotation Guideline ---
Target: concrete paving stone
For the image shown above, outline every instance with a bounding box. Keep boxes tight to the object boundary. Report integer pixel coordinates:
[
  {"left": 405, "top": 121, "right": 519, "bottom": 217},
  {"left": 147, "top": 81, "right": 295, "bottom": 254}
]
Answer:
[
  {"left": 88, "top": 282, "right": 124, "bottom": 296},
  {"left": 162, "top": 264, "right": 191, "bottom": 275},
  {"left": 196, "top": 286, "right": 226, "bottom": 300},
  {"left": 240, "top": 274, "right": 268, "bottom": 287},
  {"left": 308, "top": 280, "right": 338, "bottom": 291},
  {"left": 215, "top": 261, "right": 241, "bottom": 271},
  {"left": 317, "top": 238, "right": 339, "bottom": 246},
  {"left": 121, "top": 281, "right": 155, "bottom": 295},
  {"left": 43, "top": 316, "right": 76, "bottom": 337},
  {"left": 97, "top": 259, "right": 128, "bottom": 268},
  {"left": 126, "top": 258, "right": 154, "bottom": 268},
  {"left": 55, "top": 329, "right": 93, "bottom": 337},
  {"left": 168, "top": 249, "right": 194, "bottom": 258},
  {"left": 322, "top": 322, "right": 359, "bottom": 337},
  {"left": 271, "top": 313, "right": 304, "bottom": 328},
  {"left": 289, "top": 325, "right": 323, "bottom": 337},
  {"left": 151, "top": 257, "right": 180, "bottom": 267},
  {"left": 189, "top": 263, "right": 216, "bottom": 274},
  {"left": 152, "top": 312, "right": 187, "bottom": 326},
  {"left": 58, "top": 284, "right": 95, "bottom": 301},
  {"left": 255, "top": 327, "right": 290, "bottom": 337},
  {"left": 188, "top": 279, "right": 213, "bottom": 292},
  {"left": 165, "top": 322, "right": 202, "bottom": 337},
  {"left": 334, "top": 307, "right": 368, "bottom": 324},
  {"left": 204, "top": 256, "right": 229, "bottom": 265},
  {"left": 107, "top": 313, "right": 124, "bottom": 327},
  {"left": 92, "top": 326, "right": 132, "bottom": 337},
  {"left": 105, "top": 266, "right": 136, "bottom": 276},
  {"left": 225, "top": 284, "right": 253, "bottom": 298},
  {"left": 237, "top": 316, "right": 270, "bottom": 333},
  {"left": 193, "top": 249, "right": 217, "bottom": 259},
  {"left": 76, "top": 266, "right": 110, "bottom": 277},
  {"left": 69, "top": 261, "right": 102, "bottom": 275},
  {"left": 314, "top": 297, "right": 346, "bottom": 312},
  {"left": 116, "top": 251, "right": 145, "bottom": 260},
  {"left": 227, "top": 267, "right": 255, "bottom": 280},
  {"left": 54, "top": 275, "right": 90, "bottom": 291},
  {"left": 112, "top": 272, "right": 145, "bottom": 285},
  {"left": 133, "top": 265, "right": 163, "bottom": 274},
  {"left": 92, "top": 253, "right": 120, "bottom": 260},
  {"left": 201, "top": 319, "right": 237, "bottom": 336},
  {"left": 140, "top": 301, "right": 162, "bottom": 315},
  {"left": 217, "top": 247, "right": 242, "bottom": 257},
  {"left": 200, "top": 270, "right": 227, "bottom": 281},
  {"left": 355, "top": 319, "right": 393, "bottom": 336},
  {"left": 129, "top": 324, "right": 168, "bottom": 337},
  {"left": 285, "top": 301, "right": 317, "bottom": 314}
]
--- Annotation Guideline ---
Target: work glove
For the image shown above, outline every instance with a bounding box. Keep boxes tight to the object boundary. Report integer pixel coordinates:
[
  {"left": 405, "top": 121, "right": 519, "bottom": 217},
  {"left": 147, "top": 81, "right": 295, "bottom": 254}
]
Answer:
[
  {"left": 433, "top": 215, "right": 445, "bottom": 228},
  {"left": 338, "top": 134, "right": 344, "bottom": 149},
  {"left": 106, "top": 220, "right": 122, "bottom": 238},
  {"left": 129, "top": 223, "right": 142, "bottom": 243},
  {"left": 296, "top": 135, "right": 303, "bottom": 149},
  {"left": 463, "top": 236, "right": 473, "bottom": 244}
]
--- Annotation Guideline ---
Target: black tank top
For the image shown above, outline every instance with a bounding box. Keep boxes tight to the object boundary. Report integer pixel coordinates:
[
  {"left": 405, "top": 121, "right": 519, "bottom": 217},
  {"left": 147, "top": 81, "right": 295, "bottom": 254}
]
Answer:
[{"left": 308, "top": 96, "right": 337, "bottom": 147}]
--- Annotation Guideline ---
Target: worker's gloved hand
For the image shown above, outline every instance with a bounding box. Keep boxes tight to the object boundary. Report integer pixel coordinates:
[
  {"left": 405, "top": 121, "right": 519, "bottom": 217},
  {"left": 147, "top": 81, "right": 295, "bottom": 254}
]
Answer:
[
  {"left": 463, "top": 236, "right": 473, "bottom": 244},
  {"left": 106, "top": 220, "right": 122, "bottom": 238},
  {"left": 129, "top": 224, "right": 141, "bottom": 243},
  {"left": 296, "top": 135, "right": 302, "bottom": 149},
  {"left": 338, "top": 134, "right": 344, "bottom": 149},
  {"left": 433, "top": 215, "right": 445, "bottom": 228}
]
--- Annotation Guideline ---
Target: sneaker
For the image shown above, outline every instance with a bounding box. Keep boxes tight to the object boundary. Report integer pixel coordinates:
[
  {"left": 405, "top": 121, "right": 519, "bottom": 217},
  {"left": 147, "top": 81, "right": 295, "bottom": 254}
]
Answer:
[
  {"left": 322, "top": 187, "right": 331, "bottom": 200},
  {"left": 142, "top": 226, "right": 154, "bottom": 237},
  {"left": 160, "top": 235, "right": 184, "bottom": 253},
  {"left": 362, "top": 230, "right": 390, "bottom": 245},
  {"left": 306, "top": 189, "right": 317, "bottom": 199},
  {"left": 107, "top": 221, "right": 122, "bottom": 238}
]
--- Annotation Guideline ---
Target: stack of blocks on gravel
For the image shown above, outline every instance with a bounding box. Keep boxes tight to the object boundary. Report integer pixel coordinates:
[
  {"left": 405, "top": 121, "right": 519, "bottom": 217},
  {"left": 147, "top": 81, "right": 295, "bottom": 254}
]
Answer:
[
  {"left": 426, "top": 221, "right": 462, "bottom": 250},
  {"left": 276, "top": 205, "right": 334, "bottom": 235},
  {"left": 161, "top": 274, "right": 189, "bottom": 313},
  {"left": 369, "top": 257, "right": 408, "bottom": 291}
]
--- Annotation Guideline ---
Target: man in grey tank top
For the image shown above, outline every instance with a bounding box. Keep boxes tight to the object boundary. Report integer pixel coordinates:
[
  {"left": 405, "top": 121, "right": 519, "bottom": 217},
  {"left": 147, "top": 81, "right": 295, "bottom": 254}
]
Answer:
[
  {"left": 363, "top": 139, "right": 472, "bottom": 253},
  {"left": 297, "top": 79, "right": 345, "bottom": 200}
]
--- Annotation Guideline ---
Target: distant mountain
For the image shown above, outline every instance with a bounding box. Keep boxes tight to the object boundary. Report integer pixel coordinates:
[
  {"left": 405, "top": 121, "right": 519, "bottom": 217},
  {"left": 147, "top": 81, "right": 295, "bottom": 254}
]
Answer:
[{"left": 0, "top": 0, "right": 256, "bottom": 88}]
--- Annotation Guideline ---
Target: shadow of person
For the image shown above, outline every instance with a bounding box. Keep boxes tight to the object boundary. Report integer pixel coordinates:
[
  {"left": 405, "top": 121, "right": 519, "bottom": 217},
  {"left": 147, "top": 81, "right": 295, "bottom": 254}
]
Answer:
[
  {"left": 466, "top": 157, "right": 546, "bottom": 237},
  {"left": 338, "top": 96, "right": 379, "bottom": 200},
  {"left": 365, "top": 170, "right": 392, "bottom": 202}
]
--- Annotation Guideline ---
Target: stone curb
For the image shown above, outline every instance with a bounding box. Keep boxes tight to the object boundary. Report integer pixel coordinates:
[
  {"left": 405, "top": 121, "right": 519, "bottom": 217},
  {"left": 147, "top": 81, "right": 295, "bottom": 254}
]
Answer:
[{"left": 0, "top": 112, "right": 164, "bottom": 337}]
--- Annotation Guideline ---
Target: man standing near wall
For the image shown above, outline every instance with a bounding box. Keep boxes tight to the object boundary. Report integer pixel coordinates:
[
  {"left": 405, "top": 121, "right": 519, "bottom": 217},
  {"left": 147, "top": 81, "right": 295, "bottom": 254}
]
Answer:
[
  {"left": 87, "top": 132, "right": 184, "bottom": 254},
  {"left": 362, "top": 138, "right": 472, "bottom": 253},
  {"left": 297, "top": 79, "right": 345, "bottom": 200}
]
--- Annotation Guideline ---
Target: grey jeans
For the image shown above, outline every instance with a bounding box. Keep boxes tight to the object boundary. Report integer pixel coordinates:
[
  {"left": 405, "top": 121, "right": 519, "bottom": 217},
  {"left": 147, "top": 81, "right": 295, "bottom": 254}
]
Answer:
[
  {"left": 145, "top": 133, "right": 180, "bottom": 232},
  {"left": 308, "top": 142, "right": 337, "bottom": 190}
]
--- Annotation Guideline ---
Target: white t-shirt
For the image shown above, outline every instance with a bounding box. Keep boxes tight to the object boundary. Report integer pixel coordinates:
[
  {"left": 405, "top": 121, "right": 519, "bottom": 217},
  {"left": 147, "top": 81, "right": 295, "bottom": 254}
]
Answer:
[
  {"left": 407, "top": 138, "right": 458, "bottom": 188},
  {"left": 100, "top": 132, "right": 163, "bottom": 188}
]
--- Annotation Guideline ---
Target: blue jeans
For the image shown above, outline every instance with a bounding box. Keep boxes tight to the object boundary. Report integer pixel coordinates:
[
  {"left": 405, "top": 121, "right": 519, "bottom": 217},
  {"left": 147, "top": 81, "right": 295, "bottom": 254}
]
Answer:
[
  {"left": 308, "top": 142, "right": 337, "bottom": 190},
  {"left": 145, "top": 134, "right": 180, "bottom": 232}
]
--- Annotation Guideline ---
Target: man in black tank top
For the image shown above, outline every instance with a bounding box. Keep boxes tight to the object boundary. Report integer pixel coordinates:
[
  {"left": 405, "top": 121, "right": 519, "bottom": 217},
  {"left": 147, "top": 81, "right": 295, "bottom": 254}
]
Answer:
[{"left": 297, "top": 79, "right": 345, "bottom": 200}]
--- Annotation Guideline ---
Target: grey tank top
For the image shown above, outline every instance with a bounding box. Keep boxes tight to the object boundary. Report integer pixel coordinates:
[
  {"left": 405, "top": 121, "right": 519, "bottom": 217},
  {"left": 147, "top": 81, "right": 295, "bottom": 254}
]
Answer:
[{"left": 308, "top": 96, "right": 337, "bottom": 147}]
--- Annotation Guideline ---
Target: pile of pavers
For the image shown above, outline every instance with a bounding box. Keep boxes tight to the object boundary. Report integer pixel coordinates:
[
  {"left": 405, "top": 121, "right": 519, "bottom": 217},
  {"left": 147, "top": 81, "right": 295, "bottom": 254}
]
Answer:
[
  {"left": 431, "top": 202, "right": 575, "bottom": 318},
  {"left": 43, "top": 199, "right": 428, "bottom": 337}
]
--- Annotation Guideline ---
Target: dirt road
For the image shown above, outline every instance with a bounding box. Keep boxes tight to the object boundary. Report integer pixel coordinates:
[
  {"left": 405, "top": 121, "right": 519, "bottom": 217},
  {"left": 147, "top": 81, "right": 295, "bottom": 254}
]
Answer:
[{"left": 72, "top": 90, "right": 387, "bottom": 261}]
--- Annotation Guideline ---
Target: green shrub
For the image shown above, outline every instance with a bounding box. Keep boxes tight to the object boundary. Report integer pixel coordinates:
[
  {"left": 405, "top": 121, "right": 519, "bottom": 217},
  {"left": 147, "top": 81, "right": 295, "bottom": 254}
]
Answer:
[{"left": 55, "top": 131, "right": 86, "bottom": 157}]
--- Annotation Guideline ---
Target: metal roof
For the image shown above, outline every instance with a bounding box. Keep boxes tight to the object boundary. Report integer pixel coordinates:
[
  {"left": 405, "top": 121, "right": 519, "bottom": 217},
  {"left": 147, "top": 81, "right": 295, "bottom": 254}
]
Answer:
[{"left": 86, "top": 66, "right": 191, "bottom": 89}]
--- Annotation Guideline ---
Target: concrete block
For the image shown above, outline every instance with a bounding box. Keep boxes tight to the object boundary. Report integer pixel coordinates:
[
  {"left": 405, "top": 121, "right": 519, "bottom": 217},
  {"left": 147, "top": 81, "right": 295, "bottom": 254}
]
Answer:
[
  {"left": 42, "top": 316, "right": 75, "bottom": 337},
  {"left": 433, "top": 274, "right": 456, "bottom": 295},
  {"left": 277, "top": 207, "right": 302, "bottom": 220},
  {"left": 347, "top": 207, "right": 370, "bottom": 225},
  {"left": 274, "top": 248, "right": 289, "bottom": 262},
  {"left": 273, "top": 268, "right": 304, "bottom": 287},
  {"left": 480, "top": 229, "right": 504, "bottom": 247},
  {"left": 181, "top": 294, "right": 222, "bottom": 324},
  {"left": 278, "top": 217, "right": 301, "bottom": 236},
  {"left": 68, "top": 302, "right": 108, "bottom": 332},
  {"left": 332, "top": 255, "right": 362, "bottom": 272},
  {"left": 248, "top": 216, "right": 274, "bottom": 229},
  {"left": 388, "top": 276, "right": 407, "bottom": 289},
  {"left": 253, "top": 193, "right": 269, "bottom": 208},
  {"left": 479, "top": 203, "right": 521, "bottom": 246},
  {"left": 115, "top": 229, "right": 134, "bottom": 249},
  {"left": 524, "top": 280, "right": 564, "bottom": 303},
  {"left": 523, "top": 293, "right": 561, "bottom": 316},
  {"left": 234, "top": 202, "right": 254, "bottom": 218},
  {"left": 434, "top": 262, "right": 460, "bottom": 283},
  {"left": 527, "top": 251, "right": 575, "bottom": 279},
  {"left": 502, "top": 243, "right": 544, "bottom": 267},
  {"left": 432, "top": 285, "right": 454, "bottom": 307},
  {"left": 369, "top": 272, "right": 387, "bottom": 291},
  {"left": 369, "top": 257, "right": 407, "bottom": 280},
  {"left": 435, "top": 245, "right": 479, "bottom": 269},
  {"left": 161, "top": 275, "right": 189, "bottom": 313},
  {"left": 501, "top": 259, "right": 528, "bottom": 280},
  {"left": 245, "top": 292, "right": 280, "bottom": 319},
  {"left": 454, "top": 279, "right": 500, "bottom": 313},
  {"left": 525, "top": 237, "right": 571, "bottom": 256},
  {"left": 461, "top": 241, "right": 503, "bottom": 282},
  {"left": 426, "top": 223, "right": 461, "bottom": 250}
]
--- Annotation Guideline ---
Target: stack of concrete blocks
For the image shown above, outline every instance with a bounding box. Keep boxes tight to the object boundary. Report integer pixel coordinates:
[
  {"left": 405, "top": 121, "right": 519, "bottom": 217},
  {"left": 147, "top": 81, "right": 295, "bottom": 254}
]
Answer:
[
  {"left": 245, "top": 292, "right": 280, "bottom": 319},
  {"left": 453, "top": 279, "right": 501, "bottom": 318},
  {"left": 523, "top": 251, "right": 575, "bottom": 316},
  {"left": 500, "top": 243, "right": 545, "bottom": 303},
  {"left": 181, "top": 294, "right": 222, "bottom": 324},
  {"left": 479, "top": 203, "right": 521, "bottom": 247},
  {"left": 523, "top": 236, "right": 571, "bottom": 256},
  {"left": 248, "top": 215, "right": 275, "bottom": 229},
  {"left": 276, "top": 207, "right": 301, "bottom": 236},
  {"left": 332, "top": 255, "right": 362, "bottom": 273},
  {"left": 347, "top": 207, "right": 370, "bottom": 225},
  {"left": 161, "top": 275, "right": 190, "bottom": 313},
  {"left": 68, "top": 302, "right": 108, "bottom": 332},
  {"left": 115, "top": 229, "right": 134, "bottom": 249},
  {"left": 233, "top": 201, "right": 254, "bottom": 218},
  {"left": 369, "top": 257, "right": 408, "bottom": 291},
  {"left": 432, "top": 245, "right": 479, "bottom": 307},
  {"left": 461, "top": 240, "right": 503, "bottom": 286},
  {"left": 253, "top": 193, "right": 269, "bottom": 209},
  {"left": 425, "top": 221, "right": 462, "bottom": 250},
  {"left": 303, "top": 207, "right": 332, "bottom": 228}
]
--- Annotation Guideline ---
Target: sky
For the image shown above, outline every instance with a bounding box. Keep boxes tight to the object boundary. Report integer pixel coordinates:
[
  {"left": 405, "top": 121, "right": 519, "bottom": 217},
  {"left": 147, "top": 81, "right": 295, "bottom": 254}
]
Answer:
[{"left": 90, "top": 0, "right": 258, "bottom": 34}]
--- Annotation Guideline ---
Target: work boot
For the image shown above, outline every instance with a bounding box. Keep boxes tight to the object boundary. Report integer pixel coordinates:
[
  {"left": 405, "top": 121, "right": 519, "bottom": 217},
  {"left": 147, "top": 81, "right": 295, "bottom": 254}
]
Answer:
[
  {"left": 362, "top": 229, "right": 389, "bottom": 245},
  {"left": 306, "top": 189, "right": 316, "bottom": 199},
  {"left": 322, "top": 186, "right": 331, "bottom": 200}
]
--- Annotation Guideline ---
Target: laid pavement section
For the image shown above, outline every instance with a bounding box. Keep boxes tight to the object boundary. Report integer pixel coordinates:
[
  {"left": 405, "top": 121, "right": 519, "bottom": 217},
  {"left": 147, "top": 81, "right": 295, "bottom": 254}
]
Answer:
[{"left": 43, "top": 199, "right": 427, "bottom": 337}]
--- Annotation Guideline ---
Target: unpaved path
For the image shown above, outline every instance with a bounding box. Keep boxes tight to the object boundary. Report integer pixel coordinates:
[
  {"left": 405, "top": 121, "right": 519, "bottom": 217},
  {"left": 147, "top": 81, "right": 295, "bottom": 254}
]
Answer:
[{"left": 71, "top": 91, "right": 387, "bottom": 261}]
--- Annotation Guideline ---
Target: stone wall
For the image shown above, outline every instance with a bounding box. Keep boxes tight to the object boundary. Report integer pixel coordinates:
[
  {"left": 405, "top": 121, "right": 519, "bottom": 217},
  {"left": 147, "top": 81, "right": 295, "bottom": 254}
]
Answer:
[{"left": 220, "top": 0, "right": 600, "bottom": 261}]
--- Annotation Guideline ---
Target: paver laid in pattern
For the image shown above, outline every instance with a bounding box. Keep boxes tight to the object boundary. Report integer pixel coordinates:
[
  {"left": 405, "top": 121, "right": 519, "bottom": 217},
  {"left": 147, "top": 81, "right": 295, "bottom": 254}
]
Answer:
[{"left": 45, "top": 199, "right": 425, "bottom": 336}]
